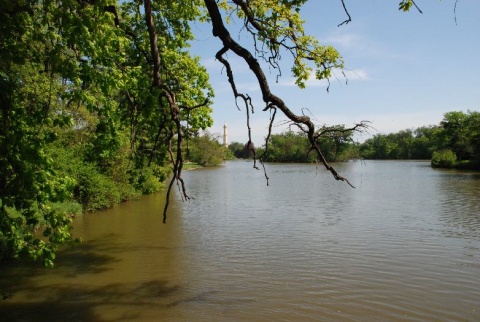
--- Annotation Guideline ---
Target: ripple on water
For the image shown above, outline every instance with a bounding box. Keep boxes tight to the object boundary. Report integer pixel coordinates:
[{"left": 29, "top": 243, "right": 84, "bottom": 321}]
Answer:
[{"left": 1, "top": 161, "right": 479, "bottom": 321}]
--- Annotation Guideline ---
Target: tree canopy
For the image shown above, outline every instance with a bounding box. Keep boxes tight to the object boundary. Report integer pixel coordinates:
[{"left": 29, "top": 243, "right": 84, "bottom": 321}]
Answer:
[{"left": 0, "top": 0, "right": 433, "bottom": 266}]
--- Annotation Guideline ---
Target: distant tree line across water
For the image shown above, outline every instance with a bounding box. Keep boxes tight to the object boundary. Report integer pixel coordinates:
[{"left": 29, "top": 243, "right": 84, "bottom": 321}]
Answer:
[{"left": 228, "top": 110, "right": 480, "bottom": 169}]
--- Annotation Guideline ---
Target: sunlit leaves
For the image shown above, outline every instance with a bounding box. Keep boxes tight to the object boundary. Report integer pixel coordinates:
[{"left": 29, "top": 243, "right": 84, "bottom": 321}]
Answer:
[
  {"left": 399, "top": 0, "right": 414, "bottom": 12},
  {"left": 224, "top": 0, "right": 344, "bottom": 88}
]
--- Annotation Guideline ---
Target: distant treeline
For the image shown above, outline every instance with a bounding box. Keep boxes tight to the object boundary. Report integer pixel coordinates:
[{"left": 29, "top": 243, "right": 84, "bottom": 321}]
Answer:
[{"left": 228, "top": 110, "right": 480, "bottom": 169}]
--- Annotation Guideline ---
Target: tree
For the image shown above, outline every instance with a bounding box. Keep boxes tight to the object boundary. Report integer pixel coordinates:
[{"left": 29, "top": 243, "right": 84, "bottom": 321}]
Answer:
[
  {"left": 0, "top": 0, "right": 430, "bottom": 266},
  {"left": 359, "top": 125, "right": 445, "bottom": 160},
  {"left": 360, "top": 134, "right": 398, "bottom": 159},
  {"left": 411, "top": 126, "right": 440, "bottom": 159},
  {"left": 228, "top": 142, "right": 252, "bottom": 159},
  {"left": 358, "top": 113, "right": 480, "bottom": 165},
  {"left": 263, "top": 131, "right": 314, "bottom": 163},
  {"left": 436, "top": 111, "right": 480, "bottom": 165},
  {"left": 438, "top": 111, "right": 480, "bottom": 161},
  {"left": 262, "top": 127, "right": 358, "bottom": 163},
  {"left": 0, "top": 1, "right": 80, "bottom": 266},
  {"left": 188, "top": 132, "right": 228, "bottom": 167},
  {"left": 431, "top": 149, "right": 457, "bottom": 168},
  {"left": 0, "top": 0, "right": 213, "bottom": 265}
]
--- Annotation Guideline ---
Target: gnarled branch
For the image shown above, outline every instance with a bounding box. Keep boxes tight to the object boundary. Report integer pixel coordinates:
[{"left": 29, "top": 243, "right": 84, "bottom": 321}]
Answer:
[
  {"left": 204, "top": 0, "right": 355, "bottom": 187},
  {"left": 143, "top": 0, "right": 190, "bottom": 223}
]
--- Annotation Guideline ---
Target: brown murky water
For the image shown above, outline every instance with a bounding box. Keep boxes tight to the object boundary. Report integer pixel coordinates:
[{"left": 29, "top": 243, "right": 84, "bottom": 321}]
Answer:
[{"left": 1, "top": 160, "right": 479, "bottom": 321}]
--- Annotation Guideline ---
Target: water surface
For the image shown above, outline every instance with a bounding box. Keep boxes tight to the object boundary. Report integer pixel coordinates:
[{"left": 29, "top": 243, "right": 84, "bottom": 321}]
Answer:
[{"left": 1, "top": 160, "right": 479, "bottom": 321}]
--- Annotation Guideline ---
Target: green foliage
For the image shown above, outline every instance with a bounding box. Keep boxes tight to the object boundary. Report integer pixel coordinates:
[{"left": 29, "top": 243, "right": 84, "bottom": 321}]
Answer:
[
  {"left": 359, "top": 111, "right": 480, "bottom": 169},
  {"left": 49, "top": 202, "right": 83, "bottom": 218},
  {"left": 225, "top": 0, "right": 344, "bottom": 88},
  {"left": 335, "top": 144, "right": 361, "bottom": 162},
  {"left": 437, "top": 111, "right": 480, "bottom": 162},
  {"left": 0, "top": 0, "right": 213, "bottom": 266},
  {"left": 223, "top": 147, "right": 236, "bottom": 160},
  {"left": 228, "top": 141, "right": 252, "bottom": 159},
  {"left": 188, "top": 133, "right": 228, "bottom": 167},
  {"left": 315, "top": 125, "right": 358, "bottom": 162},
  {"left": 0, "top": 1, "right": 79, "bottom": 266},
  {"left": 48, "top": 128, "right": 165, "bottom": 212},
  {"left": 264, "top": 131, "right": 314, "bottom": 162},
  {"left": 262, "top": 128, "right": 357, "bottom": 163},
  {"left": 431, "top": 149, "right": 457, "bottom": 168},
  {"left": 74, "top": 164, "right": 121, "bottom": 212},
  {"left": 360, "top": 126, "right": 440, "bottom": 160},
  {"left": 399, "top": 0, "right": 414, "bottom": 12},
  {"left": 128, "top": 165, "right": 167, "bottom": 195}
]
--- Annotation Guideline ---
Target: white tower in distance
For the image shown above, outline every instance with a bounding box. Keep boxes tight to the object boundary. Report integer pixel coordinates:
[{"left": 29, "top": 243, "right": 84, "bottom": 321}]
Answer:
[{"left": 223, "top": 123, "right": 228, "bottom": 147}]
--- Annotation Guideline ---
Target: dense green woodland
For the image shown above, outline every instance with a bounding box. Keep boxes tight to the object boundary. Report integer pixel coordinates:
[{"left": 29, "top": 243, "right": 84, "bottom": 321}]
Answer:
[
  {"left": 230, "top": 110, "right": 480, "bottom": 167},
  {"left": 1, "top": 0, "right": 217, "bottom": 266},
  {"left": 360, "top": 111, "right": 480, "bottom": 168},
  {"left": 0, "top": 0, "right": 461, "bottom": 267}
]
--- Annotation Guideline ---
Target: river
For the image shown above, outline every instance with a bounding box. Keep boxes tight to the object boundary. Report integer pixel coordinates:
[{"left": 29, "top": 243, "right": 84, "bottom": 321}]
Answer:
[{"left": 1, "top": 160, "right": 479, "bottom": 321}]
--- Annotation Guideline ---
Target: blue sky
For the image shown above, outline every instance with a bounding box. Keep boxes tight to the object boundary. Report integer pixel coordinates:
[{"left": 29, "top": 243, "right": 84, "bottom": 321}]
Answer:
[{"left": 189, "top": 1, "right": 480, "bottom": 145}]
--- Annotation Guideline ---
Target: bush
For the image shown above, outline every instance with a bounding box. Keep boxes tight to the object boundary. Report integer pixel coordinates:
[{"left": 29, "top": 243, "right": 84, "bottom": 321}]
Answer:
[
  {"left": 49, "top": 201, "right": 82, "bottom": 217},
  {"left": 128, "top": 165, "right": 167, "bottom": 195},
  {"left": 74, "top": 164, "right": 122, "bottom": 212},
  {"left": 431, "top": 149, "right": 457, "bottom": 168},
  {"left": 189, "top": 133, "right": 226, "bottom": 166}
]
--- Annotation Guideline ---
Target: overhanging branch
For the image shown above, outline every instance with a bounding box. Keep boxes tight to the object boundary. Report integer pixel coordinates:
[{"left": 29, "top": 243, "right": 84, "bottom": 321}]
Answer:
[{"left": 204, "top": 0, "right": 355, "bottom": 187}]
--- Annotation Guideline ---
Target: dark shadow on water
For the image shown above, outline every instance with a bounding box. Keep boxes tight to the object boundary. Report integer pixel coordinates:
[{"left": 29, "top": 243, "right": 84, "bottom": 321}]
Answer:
[
  {"left": 167, "top": 290, "right": 217, "bottom": 307},
  {"left": 55, "top": 244, "right": 120, "bottom": 278},
  {"left": 0, "top": 280, "right": 180, "bottom": 322},
  {"left": 0, "top": 233, "right": 184, "bottom": 321},
  {"left": 0, "top": 234, "right": 122, "bottom": 286}
]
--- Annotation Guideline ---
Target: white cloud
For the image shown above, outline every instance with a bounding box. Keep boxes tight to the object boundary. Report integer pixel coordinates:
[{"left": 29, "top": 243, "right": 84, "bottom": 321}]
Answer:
[
  {"left": 323, "top": 29, "right": 403, "bottom": 62},
  {"left": 325, "top": 32, "right": 364, "bottom": 49}
]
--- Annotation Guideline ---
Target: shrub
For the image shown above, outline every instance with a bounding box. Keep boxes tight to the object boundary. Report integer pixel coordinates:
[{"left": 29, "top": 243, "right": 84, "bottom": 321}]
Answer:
[
  {"left": 129, "top": 165, "right": 166, "bottom": 195},
  {"left": 189, "top": 133, "right": 226, "bottom": 166},
  {"left": 431, "top": 149, "right": 457, "bottom": 168},
  {"left": 74, "top": 164, "right": 121, "bottom": 212}
]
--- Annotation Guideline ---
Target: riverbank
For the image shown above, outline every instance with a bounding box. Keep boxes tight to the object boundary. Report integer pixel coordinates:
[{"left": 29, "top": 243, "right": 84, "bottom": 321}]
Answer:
[
  {"left": 182, "top": 162, "right": 203, "bottom": 170},
  {"left": 431, "top": 160, "right": 480, "bottom": 170}
]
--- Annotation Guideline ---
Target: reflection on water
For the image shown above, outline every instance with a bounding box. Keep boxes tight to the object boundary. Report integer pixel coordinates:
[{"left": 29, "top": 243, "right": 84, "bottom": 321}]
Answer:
[
  {"left": 436, "top": 171, "right": 480, "bottom": 240},
  {"left": 1, "top": 160, "right": 479, "bottom": 321}
]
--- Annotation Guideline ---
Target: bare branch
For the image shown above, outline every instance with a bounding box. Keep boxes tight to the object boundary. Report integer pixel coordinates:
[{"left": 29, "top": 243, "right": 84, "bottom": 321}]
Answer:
[
  {"left": 337, "top": 0, "right": 352, "bottom": 27},
  {"left": 144, "top": 0, "right": 191, "bottom": 222},
  {"left": 257, "top": 106, "right": 276, "bottom": 186},
  {"left": 411, "top": 0, "right": 423, "bottom": 14},
  {"left": 454, "top": 0, "right": 459, "bottom": 25},
  {"left": 204, "top": 0, "right": 355, "bottom": 187},
  {"left": 315, "top": 121, "right": 372, "bottom": 139},
  {"left": 179, "top": 97, "right": 210, "bottom": 111},
  {"left": 144, "top": 0, "right": 161, "bottom": 88}
]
